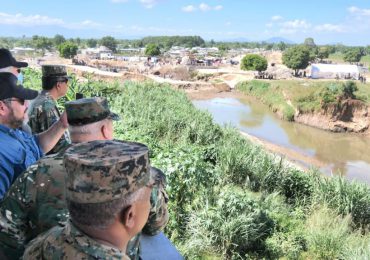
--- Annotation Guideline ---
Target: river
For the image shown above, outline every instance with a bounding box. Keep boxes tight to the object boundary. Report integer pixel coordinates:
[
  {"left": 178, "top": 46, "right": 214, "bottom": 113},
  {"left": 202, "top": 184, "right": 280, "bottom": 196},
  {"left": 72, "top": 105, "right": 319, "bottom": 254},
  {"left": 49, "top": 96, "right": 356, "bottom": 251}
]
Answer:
[{"left": 193, "top": 96, "right": 370, "bottom": 184}]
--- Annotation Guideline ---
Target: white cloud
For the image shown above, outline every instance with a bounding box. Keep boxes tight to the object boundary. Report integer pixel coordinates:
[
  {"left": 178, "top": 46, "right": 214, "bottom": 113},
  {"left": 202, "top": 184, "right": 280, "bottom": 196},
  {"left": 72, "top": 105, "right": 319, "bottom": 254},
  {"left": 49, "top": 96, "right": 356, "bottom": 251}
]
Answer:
[
  {"left": 0, "top": 12, "right": 103, "bottom": 31},
  {"left": 0, "top": 12, "right": 64, "bottom": 26},
  {"left": 271, "top": 15, "right": 283, "bottom": 21},
  {"left": 265, "top": 23, "right": 273, "bottom": 28},
  {"left": 348, "top": 6, "right": 370, "bottom": 16},
  {"left": 182, "top": 3, "right": 223, "bottom": 13},
  {"left": 111, "top": 0, "right": 129, "bottom": 3},
  {"left": 214, "top": 5, "right": 223, "bottom": 11},
  {"left": 282, "top": 19, "right": 311, "bottom": 29},
  {"left": 182, "top": 5, "right": 196, "bottom": 12},
  {"left": 314, "top": 23, "right": 344, "bottom": 32},
  {"left": 140, "top": 0, "right": 159, "bottom": 8},
  {"left": 199, "top": 3, "right": 211, "bottom": 11},
  {"left": 279, "top": 28, "right": 297, "bottom": 35},
  {"left": 81, "top": 20, "right": 101, "bottom": 27}
]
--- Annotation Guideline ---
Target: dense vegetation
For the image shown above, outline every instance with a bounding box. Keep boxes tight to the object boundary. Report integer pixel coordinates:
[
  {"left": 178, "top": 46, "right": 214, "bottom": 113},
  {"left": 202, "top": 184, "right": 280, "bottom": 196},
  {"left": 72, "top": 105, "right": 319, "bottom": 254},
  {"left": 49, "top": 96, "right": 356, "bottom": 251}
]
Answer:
[{"left": 23, "top": 68, "right": 370, "bottom": 259}]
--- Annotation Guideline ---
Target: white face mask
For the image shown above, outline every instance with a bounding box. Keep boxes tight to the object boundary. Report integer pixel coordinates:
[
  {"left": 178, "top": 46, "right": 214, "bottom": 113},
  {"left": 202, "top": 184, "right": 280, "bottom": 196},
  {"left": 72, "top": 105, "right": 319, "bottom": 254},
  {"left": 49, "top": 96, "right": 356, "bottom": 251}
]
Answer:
[{"left": 17, "top": 72, "right": 24, "bottom": 84}]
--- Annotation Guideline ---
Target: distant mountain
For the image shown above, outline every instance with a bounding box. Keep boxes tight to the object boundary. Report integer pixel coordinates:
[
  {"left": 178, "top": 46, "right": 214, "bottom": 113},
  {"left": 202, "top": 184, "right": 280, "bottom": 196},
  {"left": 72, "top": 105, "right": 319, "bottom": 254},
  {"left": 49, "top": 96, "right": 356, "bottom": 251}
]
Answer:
[{"left": 265, "top": 37, "right": 295, "bottom": 44}]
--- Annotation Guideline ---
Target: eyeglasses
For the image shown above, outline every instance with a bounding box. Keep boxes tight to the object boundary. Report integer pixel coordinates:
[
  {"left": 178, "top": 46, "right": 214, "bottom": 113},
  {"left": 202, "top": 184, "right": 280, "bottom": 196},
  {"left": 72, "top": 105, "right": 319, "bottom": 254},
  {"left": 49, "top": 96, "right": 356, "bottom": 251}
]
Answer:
[
  {"left": 4, "top": 98, "right": 25, "bottom": 105},
  {"left": 59, "top": 79, "right": 68, "bottom": 84}
]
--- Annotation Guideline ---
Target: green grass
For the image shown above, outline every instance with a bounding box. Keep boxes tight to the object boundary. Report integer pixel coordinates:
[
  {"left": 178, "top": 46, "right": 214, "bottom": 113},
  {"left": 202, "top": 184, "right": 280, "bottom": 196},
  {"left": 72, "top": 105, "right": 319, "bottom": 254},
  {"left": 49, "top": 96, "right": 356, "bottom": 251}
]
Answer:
[{"left": 22, "top": 68, "right": 370, "bottom": 259}]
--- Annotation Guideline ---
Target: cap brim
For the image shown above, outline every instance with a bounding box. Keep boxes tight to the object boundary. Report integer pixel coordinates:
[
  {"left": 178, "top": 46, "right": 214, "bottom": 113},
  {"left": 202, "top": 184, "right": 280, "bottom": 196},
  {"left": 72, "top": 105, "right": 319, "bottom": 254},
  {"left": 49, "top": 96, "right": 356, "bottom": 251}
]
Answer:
[
  {"left": 108, "top": 112, "right": 120, "bottom": 121},
  {"left": 15, "top": 61, "right": 28, "bottom": 68},
  {"left": 13, "top": 85, "right": 38, "bottom": 100},
  {"left": 149, "top": 167, "right": 166, "bottom": 186}
]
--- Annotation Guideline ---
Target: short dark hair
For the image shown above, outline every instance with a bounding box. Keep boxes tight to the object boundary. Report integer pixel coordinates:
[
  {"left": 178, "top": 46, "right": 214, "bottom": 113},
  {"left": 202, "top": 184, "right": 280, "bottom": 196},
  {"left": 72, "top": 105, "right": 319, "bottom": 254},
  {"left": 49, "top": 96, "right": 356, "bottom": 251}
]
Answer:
[
  {"left": 42, "top": 77, "right": 60, "bottom": 90},
  {"left": 67, "top": 188, "right": 147, "bottom": 228},
  {"left": 67, "top": 198, "right": 126, "bottom": 228}
]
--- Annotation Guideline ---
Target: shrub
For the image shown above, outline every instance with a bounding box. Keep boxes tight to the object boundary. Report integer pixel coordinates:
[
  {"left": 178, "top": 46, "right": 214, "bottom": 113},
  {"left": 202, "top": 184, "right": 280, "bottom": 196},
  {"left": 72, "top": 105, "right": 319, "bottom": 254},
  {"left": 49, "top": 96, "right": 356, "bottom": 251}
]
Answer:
[
  {"left": 58, "top": 41, "right": 78, "bottom": 58},
  {"left": 282, "top": 169, "right": 313, "bottom": 204},
  {"left": 184, "top": 187, "right": 274, "bottom": 259},
  {"left": 341, "top": 81, "right": 358, "bottom": 99},
  {"left": 240, "top": 54, "right": 268, "bottom": 72}
]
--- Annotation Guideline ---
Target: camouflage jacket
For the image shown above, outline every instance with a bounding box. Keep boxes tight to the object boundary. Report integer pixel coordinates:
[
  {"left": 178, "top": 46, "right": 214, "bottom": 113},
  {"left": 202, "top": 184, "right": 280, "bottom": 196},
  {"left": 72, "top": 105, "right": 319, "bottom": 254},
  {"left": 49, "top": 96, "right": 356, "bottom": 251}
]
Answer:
[
  {"left": 0, "top": 149, "right": 169, "bottom": 259},
  {"left": 23, "top": 221, "right": 131, "bottom": 260},
  {"left": 27, "top": 91, "right": 71, "bottom": 154}
]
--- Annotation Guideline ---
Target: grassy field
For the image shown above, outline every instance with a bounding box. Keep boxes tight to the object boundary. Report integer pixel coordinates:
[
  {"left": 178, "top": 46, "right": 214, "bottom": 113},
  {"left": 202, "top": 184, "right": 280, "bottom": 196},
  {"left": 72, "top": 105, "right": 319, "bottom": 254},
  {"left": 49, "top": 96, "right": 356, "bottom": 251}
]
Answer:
[{"left": 24, "top": 68, "right": 370, "bottom": 259}]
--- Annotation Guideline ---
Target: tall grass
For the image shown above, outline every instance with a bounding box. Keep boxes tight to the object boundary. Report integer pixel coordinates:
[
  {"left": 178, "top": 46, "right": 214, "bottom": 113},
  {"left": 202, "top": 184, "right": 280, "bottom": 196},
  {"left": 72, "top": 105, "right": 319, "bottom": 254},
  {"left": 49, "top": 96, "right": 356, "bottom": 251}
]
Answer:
[{"left": 22, "top": 69, "right": 370, "bottom": 259}]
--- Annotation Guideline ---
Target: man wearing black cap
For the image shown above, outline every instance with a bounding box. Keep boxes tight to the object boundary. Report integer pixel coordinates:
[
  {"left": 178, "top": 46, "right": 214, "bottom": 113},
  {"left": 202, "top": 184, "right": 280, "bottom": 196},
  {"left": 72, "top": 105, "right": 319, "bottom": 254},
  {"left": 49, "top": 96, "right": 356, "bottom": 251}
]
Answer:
[
  {"left": 28, "top": 65, "right": 72, "bottom": 154},
  {"left": 0, "top": 49, "right": 69, "bottom": 198}
]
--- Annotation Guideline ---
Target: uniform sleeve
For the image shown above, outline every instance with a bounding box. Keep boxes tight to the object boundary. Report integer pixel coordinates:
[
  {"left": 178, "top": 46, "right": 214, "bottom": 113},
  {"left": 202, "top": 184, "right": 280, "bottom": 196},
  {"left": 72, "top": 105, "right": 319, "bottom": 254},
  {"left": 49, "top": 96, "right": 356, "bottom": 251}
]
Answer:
[
  {"left": 29, "top": 101, "right": 70, "bottom": 154},
  {"left": 0, "top": 164, "right": 39, "bottom": 259},
  {"left": 142, "top": 171, "right": 169, "bottom": 236}
]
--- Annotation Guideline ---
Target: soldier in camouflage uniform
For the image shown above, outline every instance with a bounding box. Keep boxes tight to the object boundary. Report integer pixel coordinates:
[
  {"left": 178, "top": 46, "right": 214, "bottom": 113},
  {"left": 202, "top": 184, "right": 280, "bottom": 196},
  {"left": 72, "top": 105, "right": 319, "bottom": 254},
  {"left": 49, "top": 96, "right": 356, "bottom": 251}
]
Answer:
[
  {"left": 23, "top": 140, "right": 157, "bottom": 260},
  {"left": 27, "top": 65, "right": 71, "bottom": 154},
  {"left": 0, "top": 97, "right": 169, "bottom": 259}
]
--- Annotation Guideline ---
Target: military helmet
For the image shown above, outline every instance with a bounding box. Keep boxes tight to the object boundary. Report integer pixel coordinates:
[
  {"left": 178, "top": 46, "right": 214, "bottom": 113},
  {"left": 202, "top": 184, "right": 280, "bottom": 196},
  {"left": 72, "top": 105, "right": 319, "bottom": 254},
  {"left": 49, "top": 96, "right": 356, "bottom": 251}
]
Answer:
[{"left": 65, "top": 97, "right": 120, "bottom": 125}]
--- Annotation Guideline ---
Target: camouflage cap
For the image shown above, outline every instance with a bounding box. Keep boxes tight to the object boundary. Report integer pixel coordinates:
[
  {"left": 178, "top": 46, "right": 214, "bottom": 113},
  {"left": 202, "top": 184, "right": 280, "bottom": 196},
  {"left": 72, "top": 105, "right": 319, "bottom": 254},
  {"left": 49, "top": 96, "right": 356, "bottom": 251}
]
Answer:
[
  {"left": 63, "top": 140, "right": 155, "bottom": 204},
  {"left": 65, "top": 97, "right": 120, "bottom": 126},
  {"left": 42, "top": 65, "right": 71, "bottom": 80}
]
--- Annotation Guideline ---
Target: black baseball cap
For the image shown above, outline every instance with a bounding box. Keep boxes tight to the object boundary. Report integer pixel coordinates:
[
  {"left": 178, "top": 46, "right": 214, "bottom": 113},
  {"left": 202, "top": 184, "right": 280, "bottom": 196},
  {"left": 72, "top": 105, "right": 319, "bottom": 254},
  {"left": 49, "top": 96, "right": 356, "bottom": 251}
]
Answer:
[
  {"left": 0, "top": 75, "right": 38, "bottom": 100},
  {"left": 0, "top": 49, "right": 28, "bottom": 69}
]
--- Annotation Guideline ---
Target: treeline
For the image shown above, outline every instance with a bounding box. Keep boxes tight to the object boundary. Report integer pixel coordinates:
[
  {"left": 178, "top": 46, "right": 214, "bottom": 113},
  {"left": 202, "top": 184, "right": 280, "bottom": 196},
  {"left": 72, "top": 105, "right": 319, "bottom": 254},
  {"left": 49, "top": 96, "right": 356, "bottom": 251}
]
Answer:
[{"left": 1, "top": 34, "right": 369, "bottom": 58}]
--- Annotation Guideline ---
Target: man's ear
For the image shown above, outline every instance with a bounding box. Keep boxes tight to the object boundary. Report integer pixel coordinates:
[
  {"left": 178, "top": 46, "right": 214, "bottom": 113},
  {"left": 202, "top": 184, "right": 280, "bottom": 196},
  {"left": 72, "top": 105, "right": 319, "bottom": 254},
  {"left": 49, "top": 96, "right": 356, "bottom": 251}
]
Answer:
[
  {"left": 121, "top": 205, "right": 135, "bottom": 229},
  {"left": 101, "top": 124, "right": 108, "bottom": 139},
  {"left": 0, "top": 101, "right": 8, "bottom": 116},
  {"left": 101, "top": 122, "right": 111, "bottom": 140}
]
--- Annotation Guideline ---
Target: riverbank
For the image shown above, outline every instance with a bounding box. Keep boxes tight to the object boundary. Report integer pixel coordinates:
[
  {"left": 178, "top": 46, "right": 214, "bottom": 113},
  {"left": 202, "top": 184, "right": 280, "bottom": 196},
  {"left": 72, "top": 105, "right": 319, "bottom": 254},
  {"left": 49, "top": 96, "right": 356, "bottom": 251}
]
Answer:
[{"left": 236, "top": 79, "right": 370, "bottom": 134}]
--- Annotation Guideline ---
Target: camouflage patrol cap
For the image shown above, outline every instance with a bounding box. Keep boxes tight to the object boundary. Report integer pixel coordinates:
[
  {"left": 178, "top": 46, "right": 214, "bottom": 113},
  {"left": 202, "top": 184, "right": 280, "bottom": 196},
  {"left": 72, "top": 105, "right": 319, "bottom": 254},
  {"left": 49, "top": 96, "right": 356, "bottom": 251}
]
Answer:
[
  {"left": 65, "top": 97, "right": 120, "bottom": 125},
  {"left": 63, "top": 140, "right": 155, "bottom": 204},
  {"left": 42, "top": 65, "right": 71, "bottom": 89},
  {"left": 42, "top": 65, "right": 71, "bottom": 80}
]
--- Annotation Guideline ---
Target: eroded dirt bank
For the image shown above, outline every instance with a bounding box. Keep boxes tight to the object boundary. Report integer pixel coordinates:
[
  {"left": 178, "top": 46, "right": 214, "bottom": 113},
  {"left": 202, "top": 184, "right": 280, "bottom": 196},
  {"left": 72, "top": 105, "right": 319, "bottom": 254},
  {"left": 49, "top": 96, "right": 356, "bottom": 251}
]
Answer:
[{"left": 295, "top": 99, "right": 370, "bottom": 134}]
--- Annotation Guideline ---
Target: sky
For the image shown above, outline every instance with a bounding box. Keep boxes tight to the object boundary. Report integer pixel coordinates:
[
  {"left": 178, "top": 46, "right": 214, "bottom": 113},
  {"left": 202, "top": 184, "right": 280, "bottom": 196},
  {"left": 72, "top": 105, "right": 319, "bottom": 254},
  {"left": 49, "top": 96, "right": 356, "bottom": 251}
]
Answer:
[{"left": 0, "top": 0, "right": 369, "bottom": 46}]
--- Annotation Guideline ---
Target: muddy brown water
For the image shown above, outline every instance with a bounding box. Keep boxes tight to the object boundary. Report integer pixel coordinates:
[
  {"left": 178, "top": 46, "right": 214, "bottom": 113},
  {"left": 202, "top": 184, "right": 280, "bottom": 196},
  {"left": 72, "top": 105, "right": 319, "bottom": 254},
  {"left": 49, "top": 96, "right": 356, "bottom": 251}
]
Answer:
[{"left": 193, "top": 96, "right": 370, "bottom": 184}]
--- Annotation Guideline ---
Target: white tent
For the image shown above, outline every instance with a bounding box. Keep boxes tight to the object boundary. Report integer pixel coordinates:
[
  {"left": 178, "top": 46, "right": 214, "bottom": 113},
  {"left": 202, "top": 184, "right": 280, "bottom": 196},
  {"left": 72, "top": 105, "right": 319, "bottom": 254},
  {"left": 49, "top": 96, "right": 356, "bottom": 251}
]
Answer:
[{"left": 310, "top": 64, "right": 360, "bottom": 79}]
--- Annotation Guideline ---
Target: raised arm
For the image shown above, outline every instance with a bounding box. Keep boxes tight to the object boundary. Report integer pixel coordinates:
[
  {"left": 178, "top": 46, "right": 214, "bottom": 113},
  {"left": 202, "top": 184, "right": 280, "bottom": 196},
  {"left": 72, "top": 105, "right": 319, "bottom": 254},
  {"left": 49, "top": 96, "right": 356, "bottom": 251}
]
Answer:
[{"left": 36, "top": 112, "right": 68, "bottom": 153}]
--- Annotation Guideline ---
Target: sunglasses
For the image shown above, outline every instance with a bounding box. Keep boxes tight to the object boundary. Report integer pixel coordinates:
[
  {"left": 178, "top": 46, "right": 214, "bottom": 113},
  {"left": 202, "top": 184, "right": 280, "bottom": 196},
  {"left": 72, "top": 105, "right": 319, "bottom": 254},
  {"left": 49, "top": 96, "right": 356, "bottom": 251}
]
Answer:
[
  {"left": 5, "top": 98, "right": 25, "bottom": 105},
  {"left": 16, "top": 68, "right": 21, "bottom": 73},
  {"left": 59, "top": 79, "right": 69, "bottom": 83}
]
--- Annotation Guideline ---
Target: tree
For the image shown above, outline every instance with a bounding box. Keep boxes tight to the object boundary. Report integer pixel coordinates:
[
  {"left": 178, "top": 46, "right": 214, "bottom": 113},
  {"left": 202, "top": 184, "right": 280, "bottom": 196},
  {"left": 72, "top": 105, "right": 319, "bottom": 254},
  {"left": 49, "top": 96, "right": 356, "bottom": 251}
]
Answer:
[
  {"left": 32, "top": 35, "right": 53, "bottom": 51},
  {"left": 58, "top": 41, "right": 78, "bottom": 58},
  {"left": 240, "top": 54, "right": 268, "bottom": 72},
  {"left": 343, "top": 48, "right": 363, "bottom": 63},
  {"left": 218, "top": 44, "right": 229, "bottom": 52},
  {"left": 316, "top": 46, "right": 329, "bottom": 61},
  {"left": 303, "top": 37, "right": 316, "bottom": 48},
  {"left": 86, "top": 38, "right": 97, "bottom": 48},
  {"left": 276, "top": 41, "right": 287, "bottom": 51},
  {"left": 53, "top": 34, "right": 66, "bottom": 46},
  {"left": 282, "top": 45, "right": 310, "bottom": 76},
  {"left": 99, "top": 36, "right": 117, "bottom": 52},
  {"left": 145, "top": 43, "right": 161, "bottom": 56}
]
